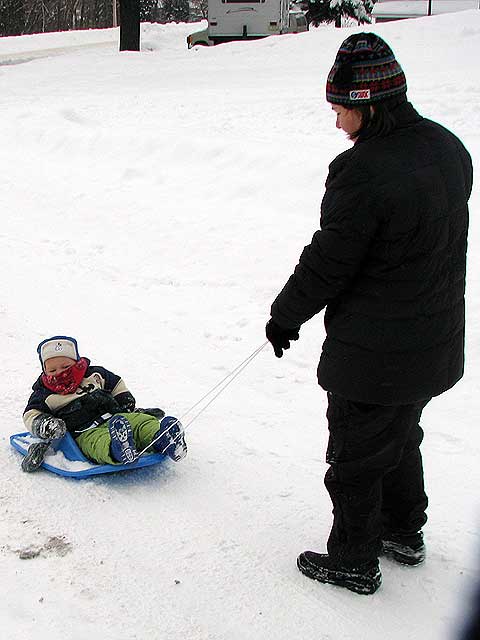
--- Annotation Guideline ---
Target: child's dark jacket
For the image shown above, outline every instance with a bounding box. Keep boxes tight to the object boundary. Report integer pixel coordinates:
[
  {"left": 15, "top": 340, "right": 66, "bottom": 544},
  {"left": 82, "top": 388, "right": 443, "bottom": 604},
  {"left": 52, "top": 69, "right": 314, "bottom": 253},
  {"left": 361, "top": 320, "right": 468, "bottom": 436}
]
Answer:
[{"left": 23, "top": 360, "right": 134, "bottom": 435}]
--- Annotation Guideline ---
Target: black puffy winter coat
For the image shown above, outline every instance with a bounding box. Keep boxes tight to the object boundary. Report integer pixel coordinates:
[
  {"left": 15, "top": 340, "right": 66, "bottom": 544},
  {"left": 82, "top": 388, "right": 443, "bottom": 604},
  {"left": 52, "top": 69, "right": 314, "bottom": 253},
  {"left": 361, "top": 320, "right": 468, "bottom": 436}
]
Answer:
[{"left": 271, "top": 101, "right": 472, "bottom": 405}]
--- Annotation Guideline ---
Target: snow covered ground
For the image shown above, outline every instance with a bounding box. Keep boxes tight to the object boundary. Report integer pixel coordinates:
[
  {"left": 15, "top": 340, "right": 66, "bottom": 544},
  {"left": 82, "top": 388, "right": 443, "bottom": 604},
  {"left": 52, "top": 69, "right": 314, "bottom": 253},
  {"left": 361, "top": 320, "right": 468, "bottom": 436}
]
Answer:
[{"left": 1, "top": 10, "right": 479, "bottom": 640}]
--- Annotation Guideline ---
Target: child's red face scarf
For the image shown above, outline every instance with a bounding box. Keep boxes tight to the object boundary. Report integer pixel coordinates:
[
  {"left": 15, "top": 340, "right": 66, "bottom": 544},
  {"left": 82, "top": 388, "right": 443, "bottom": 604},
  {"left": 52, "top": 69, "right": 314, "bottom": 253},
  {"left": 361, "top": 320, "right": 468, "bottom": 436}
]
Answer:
[{"left": 41, "top": 357, "right": 89, "bottom": 395}]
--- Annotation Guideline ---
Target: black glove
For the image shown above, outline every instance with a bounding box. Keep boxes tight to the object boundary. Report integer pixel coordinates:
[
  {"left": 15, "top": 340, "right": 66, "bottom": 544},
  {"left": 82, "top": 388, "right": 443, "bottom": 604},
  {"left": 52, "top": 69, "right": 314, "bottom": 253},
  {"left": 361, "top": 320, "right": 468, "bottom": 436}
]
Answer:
[
  {"left": 115, "top": 391, "right": 136, "bottom": 413},
  {"left": 265, "top": 319, "right": 300, "bottom": 358},
  {"left": 31, "top": 414, "right": 67, "bottom": 440}
]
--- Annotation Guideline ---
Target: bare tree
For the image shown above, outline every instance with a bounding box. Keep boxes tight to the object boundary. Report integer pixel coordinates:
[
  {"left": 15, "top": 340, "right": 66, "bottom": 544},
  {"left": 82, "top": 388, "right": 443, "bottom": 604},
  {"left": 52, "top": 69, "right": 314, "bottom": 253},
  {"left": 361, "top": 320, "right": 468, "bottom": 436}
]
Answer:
[
  {"left": 0, "top": 0, "right": 115, "bottom": 36},
  {"left": 162, "top": 0, "right": 189, "bottom": 22},
  {"left": 0, "top": 0, "right": 26, "bottom": 35}
]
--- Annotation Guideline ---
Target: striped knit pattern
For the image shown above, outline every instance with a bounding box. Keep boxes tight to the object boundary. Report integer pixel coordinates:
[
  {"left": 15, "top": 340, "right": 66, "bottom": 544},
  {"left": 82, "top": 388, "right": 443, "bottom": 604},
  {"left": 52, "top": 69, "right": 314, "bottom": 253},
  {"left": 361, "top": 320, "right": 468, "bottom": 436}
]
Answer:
[{"left": 326, "top": 33, "right": 407, "bottom": 106}]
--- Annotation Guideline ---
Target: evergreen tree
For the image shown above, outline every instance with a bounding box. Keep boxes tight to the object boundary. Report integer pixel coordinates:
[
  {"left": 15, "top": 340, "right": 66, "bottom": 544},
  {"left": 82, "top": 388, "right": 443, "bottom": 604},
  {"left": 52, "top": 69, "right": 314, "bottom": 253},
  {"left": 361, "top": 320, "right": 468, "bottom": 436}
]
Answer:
[{"left": 307, "top": 0, "right": 376, "bottom": 27}]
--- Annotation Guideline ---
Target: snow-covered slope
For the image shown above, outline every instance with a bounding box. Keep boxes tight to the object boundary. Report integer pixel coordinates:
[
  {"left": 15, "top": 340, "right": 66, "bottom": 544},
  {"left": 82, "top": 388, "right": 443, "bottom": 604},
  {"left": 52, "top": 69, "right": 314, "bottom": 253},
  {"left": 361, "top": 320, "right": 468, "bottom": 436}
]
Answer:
[{"left": 0, "top": 12, "right": 479, "bottom": 640}]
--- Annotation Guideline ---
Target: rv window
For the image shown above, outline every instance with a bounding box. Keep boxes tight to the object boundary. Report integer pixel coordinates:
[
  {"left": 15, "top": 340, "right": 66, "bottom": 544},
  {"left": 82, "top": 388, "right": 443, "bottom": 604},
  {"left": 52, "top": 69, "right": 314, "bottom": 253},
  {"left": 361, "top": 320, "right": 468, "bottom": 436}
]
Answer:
[{"left": 222, "top": 0, "right": 263, "bottom": 3}]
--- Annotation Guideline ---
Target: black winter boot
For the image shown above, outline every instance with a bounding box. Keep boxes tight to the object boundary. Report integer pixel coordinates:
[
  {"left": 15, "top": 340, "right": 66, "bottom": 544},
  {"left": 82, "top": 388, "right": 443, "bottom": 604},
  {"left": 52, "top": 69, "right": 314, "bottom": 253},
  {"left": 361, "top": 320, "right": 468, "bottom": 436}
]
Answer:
[
  {"left": 297, "top": 551, "right": 382, "bottom": 595},
  {"left": 382, "top": 531, "right": 425, "bottom": 566},
  {"left": 21, "top": 442, "right": 51, "bottom": 472}
]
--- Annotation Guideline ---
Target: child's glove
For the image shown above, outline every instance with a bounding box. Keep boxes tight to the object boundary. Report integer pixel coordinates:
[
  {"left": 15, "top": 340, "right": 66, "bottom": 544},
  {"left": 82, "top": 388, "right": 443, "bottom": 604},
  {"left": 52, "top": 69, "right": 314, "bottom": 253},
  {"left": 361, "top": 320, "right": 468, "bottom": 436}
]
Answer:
[
  {"left": 115, "top": 391, "right": 136, "bottom": 413},
  {"left": 32, "top": 414, "right": 67, "bottom": 440}
]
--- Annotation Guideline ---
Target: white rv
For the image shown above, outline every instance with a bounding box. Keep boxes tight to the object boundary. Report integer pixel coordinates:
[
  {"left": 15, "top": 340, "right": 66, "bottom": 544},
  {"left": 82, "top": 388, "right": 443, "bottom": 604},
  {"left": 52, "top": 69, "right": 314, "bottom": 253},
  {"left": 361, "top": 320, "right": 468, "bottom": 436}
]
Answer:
[{"left": 187, "top": 0, "right": 307, "bottom": 48}]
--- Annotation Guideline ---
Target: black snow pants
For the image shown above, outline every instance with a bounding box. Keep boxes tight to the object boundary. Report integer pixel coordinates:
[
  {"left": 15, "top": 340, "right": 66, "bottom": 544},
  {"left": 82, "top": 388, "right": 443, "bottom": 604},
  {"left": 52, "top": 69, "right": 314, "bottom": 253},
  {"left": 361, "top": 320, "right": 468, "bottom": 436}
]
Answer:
[{"left": 324, "top": 392, "right": 430, "bottom": 567}]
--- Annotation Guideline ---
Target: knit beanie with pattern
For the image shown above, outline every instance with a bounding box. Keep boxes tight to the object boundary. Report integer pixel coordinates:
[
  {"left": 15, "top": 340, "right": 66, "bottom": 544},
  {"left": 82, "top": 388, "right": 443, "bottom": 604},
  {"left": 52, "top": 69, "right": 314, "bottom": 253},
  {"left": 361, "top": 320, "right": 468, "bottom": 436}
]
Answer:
[{"left": 326, "top": 33, "right": 407, "bottom": 106}]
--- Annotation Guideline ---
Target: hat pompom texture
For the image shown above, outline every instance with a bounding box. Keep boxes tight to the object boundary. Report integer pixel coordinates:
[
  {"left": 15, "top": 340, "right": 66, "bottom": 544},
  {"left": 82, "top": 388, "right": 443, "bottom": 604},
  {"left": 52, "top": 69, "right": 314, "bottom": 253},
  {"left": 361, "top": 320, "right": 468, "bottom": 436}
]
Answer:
[
  {"left": 37, "top": 336, "right": 79, "bottom": 368},
  {"left": 326, "top": 33, "right": 407, "bottom": 106}
]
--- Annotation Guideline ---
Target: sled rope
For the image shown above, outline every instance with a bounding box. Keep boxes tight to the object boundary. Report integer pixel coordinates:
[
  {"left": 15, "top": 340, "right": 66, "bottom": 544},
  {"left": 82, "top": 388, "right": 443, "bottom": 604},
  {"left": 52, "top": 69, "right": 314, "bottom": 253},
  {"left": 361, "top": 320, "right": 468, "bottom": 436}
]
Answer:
[{"left": 135, "top": 340, "right": 269, "bottom": 459}]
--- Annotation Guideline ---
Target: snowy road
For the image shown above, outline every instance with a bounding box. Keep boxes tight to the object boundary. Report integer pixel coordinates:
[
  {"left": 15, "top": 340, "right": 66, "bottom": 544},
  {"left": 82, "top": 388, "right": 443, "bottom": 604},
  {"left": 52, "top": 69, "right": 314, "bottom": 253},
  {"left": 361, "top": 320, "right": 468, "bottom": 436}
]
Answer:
[{"left": 0, "top": 41, "right": 114, "bottom": 66}]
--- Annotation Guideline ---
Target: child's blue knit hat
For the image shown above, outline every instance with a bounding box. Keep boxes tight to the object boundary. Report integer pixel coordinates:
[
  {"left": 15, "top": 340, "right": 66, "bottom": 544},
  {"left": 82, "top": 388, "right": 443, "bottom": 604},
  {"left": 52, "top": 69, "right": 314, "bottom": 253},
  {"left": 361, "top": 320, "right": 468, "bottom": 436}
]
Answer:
[{"left": 37, "top": 336, "right": 80, "bottom": 369}]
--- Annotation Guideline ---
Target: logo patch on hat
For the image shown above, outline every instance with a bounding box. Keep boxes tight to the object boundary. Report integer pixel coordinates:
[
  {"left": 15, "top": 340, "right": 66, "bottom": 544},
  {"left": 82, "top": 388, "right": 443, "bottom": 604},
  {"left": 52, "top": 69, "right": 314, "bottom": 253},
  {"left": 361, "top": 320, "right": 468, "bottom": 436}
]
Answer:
[
  {"left": 350, "top": 89, "right": 370, "bottom": 100},
  {"left": 55, "top": 342, "right": 64, "bottom": 352}
]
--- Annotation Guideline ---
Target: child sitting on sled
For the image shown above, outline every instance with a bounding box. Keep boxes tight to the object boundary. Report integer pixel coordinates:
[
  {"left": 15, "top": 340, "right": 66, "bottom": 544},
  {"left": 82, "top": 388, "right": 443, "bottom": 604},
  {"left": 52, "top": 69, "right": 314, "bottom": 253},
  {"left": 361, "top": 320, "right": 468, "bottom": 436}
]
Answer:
[{"left": 22, "top": 335, "right": 187, "bottom": 472}]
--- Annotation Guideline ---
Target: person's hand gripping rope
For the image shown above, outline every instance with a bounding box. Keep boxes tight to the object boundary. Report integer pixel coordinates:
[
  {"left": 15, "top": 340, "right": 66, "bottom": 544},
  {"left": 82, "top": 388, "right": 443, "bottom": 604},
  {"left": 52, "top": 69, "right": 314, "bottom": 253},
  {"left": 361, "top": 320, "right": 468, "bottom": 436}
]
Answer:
[{"left": 265, "top": 319, "right": 300, "bottom": 358}]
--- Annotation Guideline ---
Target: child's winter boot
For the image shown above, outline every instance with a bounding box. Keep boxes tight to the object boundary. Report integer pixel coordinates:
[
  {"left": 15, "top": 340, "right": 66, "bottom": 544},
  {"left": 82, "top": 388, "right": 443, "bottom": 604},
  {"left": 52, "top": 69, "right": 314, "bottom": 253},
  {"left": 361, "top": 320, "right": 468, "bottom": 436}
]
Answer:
[
  {"left": 153, "top": 416, "right": 187, "bottom": 462},
  {"left": 108, "top": 415, "right": 136, "bottom": 464}
]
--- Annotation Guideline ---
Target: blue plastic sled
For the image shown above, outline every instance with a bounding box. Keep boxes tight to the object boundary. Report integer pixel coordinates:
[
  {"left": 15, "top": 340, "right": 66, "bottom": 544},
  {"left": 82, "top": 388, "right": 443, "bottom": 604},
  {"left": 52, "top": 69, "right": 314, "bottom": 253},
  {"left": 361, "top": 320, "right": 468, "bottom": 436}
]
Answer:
[{"left": 10, "top": 431, "right": 166, "bottom": 478}]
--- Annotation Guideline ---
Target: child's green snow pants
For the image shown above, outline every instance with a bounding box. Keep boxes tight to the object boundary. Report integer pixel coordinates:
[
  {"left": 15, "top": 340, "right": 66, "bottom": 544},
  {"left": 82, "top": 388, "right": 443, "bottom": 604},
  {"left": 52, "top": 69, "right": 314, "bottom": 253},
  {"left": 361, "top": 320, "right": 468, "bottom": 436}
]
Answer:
[{"left": 75, "top": 412, "right": 160, "bottom": 465}]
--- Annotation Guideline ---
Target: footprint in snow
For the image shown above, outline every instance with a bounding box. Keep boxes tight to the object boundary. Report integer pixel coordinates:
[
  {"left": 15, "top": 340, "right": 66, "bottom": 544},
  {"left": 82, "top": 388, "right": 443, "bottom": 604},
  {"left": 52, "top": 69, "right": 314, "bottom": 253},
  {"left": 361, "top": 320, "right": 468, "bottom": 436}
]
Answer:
[{"left": 15, "top": 535, "right": 73, "bottom": 560}]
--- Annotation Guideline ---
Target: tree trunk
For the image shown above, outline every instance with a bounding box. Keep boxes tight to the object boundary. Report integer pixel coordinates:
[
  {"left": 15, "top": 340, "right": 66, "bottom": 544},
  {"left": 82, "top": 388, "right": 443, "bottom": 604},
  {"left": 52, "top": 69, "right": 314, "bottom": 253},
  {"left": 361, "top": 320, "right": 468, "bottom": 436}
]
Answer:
[
  {"left": 119, "top": 0, "right": 140, "bottom": 51},
  {"left": 335, "top": 15, "right": 341, "bottom": 28}
]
